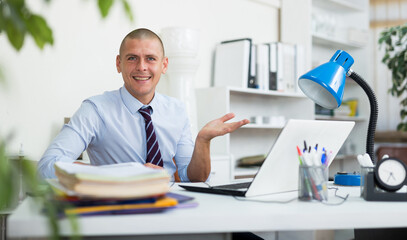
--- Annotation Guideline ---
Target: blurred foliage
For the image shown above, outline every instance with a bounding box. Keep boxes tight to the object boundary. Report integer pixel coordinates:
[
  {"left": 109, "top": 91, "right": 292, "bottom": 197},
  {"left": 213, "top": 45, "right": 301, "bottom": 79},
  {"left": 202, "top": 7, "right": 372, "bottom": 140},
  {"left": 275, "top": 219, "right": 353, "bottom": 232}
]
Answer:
[
  {"left": 378, "top": 24, "right": 407, "bottom": 131},
  {"left": 0, "top": 0, "right": 133, "bottom": 51},
  {"left": 0, "top": 138, "right": 80, "bottom": 240},
  {"left": 0, "top": 0, "right": 133, "bottom": 239},
  {"left": 0, "top": 139, "right": 14, "bottom": 210}
]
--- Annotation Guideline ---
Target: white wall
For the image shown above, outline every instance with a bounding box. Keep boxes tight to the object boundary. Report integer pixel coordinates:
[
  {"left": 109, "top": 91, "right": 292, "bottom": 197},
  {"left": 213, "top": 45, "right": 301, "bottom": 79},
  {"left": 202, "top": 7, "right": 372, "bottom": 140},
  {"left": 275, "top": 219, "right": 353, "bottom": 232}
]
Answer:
[{"left": 0, "top": 0, "right": 280, "bottom": 160}]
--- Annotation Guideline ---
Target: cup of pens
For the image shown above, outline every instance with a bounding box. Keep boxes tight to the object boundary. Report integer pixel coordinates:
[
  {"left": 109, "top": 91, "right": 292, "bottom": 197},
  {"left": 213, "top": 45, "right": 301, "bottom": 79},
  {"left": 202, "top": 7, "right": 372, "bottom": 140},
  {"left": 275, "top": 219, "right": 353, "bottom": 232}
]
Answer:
[
  {"left": 297, "top": 144, "right": 329, "bottom": 202},
  {"left": 298, "top": 165, "right": 328, "bottom": 201}
]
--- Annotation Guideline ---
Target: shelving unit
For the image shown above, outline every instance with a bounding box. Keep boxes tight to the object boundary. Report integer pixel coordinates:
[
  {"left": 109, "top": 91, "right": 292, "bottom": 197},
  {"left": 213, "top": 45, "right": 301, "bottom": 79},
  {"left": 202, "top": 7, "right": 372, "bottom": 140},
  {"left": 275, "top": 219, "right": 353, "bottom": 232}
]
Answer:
[
  {"left": 196, "top": 86, "right": 314, "bottom": 180},
  {"left": 315, "top": 115, "right": 367, "bottom": 122},
  {"left": 313, "top": 0, "right": 364, "bottom": 12},
  {"left": 311, "top": 0, "right": 369, "bottom": 69},
  {"left": 312, "top": 33, "right": 364, "bottom": 49},
  {"left": 196, "top": 0, "right": 370, "bottom": 181}
]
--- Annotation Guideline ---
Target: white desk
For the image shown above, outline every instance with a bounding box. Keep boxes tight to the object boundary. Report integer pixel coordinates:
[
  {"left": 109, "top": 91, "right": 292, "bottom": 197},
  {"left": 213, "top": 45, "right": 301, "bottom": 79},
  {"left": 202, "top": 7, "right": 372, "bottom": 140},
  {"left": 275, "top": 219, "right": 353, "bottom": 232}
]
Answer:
[{"left": 7, "top": 183, "right": 407, "bottom": 239}]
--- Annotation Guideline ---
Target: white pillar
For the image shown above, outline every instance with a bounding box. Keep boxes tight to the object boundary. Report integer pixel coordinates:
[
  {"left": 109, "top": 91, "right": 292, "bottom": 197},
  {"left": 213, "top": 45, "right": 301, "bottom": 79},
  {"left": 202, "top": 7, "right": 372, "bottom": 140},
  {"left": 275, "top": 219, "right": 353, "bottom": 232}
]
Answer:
[{"left": 161, "top": 27, "right": 200, "bottom": 137}]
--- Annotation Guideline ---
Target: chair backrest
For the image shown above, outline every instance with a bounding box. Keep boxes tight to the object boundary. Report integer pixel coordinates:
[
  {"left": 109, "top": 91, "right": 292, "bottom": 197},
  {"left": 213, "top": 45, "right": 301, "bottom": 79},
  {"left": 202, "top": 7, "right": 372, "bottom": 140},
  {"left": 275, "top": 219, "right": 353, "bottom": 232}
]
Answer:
[
  {"left": 376, "top": 146, "right": 407, "bottom": 165},
  {"left": 172, "top": 158, "right": 181, "bottom": 182}
]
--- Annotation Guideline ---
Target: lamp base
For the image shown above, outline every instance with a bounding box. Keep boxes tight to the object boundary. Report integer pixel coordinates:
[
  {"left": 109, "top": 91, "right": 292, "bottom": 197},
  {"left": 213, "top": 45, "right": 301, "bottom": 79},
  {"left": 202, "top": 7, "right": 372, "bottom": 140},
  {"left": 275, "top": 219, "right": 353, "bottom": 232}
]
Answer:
[{"left": 362, "top": 172, "right": 407, "bottom": 201}]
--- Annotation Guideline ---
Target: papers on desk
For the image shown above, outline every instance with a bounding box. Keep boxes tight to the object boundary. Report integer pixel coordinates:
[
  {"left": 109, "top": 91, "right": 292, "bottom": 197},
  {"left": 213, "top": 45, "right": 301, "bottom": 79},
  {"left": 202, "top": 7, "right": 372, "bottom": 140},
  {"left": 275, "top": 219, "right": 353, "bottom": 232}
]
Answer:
[
  {"left": 49, "top": 162, "right": 197, "bottom": 217},
  {"left": 54, "top": 162, "right": 170, "bottom": 199}
]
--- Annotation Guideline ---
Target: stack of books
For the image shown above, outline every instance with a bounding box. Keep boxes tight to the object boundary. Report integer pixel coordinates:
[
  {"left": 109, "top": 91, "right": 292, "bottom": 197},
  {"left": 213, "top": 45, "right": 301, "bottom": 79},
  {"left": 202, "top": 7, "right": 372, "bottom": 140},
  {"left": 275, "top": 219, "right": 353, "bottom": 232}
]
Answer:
[{"left": 48, "top": 162, "right": 196, "bottom": 216}]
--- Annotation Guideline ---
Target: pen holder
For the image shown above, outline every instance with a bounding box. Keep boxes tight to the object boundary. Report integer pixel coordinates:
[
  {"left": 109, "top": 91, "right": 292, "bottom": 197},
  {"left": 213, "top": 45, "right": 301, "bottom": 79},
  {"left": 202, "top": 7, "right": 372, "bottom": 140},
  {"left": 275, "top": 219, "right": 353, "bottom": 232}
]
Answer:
[
  {"left": 298, "top": 165, "right": 328, "bottom": 201},
  {"left": 360, "top": 166, "right": 374, "bottom": 197}
]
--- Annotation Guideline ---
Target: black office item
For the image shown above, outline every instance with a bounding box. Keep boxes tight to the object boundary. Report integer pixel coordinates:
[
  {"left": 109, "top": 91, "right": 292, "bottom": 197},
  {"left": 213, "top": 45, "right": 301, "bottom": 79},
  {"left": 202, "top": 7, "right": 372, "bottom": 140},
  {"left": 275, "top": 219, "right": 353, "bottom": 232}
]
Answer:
[
  {"left": 361, "top": 157, "right": 407, "bottom": 201},
  {"left": 179, "top": 182, "right": 251, "bottom": 197},
  {"left": 374, "top": 157, "right": 407, "bottom": 192},
  {"left": 362, "top": 171, "right": 407, "bottom": 201}
]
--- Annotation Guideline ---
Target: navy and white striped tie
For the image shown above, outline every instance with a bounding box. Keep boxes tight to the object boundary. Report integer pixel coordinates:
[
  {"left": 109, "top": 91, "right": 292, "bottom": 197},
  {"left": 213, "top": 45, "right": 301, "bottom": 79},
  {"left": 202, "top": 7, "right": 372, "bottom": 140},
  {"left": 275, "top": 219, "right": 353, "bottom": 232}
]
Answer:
[{"left": 138, "top": 106, "right": 163, "bottom": 167}]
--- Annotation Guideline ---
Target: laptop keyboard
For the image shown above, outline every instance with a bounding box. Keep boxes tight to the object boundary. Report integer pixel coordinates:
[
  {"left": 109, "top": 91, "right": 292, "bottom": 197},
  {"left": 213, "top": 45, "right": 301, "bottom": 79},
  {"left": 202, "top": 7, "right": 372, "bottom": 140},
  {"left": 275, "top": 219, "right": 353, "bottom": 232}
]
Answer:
[{"left": 213, "top": 182, "right": 251, "bottom": 190}]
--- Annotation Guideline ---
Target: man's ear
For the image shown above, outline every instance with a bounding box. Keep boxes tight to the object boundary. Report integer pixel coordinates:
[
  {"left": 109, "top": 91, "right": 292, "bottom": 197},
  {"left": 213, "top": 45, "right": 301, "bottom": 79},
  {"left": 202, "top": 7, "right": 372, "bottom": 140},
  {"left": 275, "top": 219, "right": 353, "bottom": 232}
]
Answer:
[
  {"left": 116, "top": 55, "right": 122, "bottom": 73},
  {"left": 162, "top": 57, "right": 169, "bottom": 74}
]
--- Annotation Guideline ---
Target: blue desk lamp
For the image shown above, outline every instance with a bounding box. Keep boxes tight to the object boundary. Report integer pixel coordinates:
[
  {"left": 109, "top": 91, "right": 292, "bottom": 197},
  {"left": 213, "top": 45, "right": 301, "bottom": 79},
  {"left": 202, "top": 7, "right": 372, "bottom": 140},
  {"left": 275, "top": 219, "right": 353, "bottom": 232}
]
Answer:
[{"left": 298, "top": 50, "right": 378, "bottom": 164}]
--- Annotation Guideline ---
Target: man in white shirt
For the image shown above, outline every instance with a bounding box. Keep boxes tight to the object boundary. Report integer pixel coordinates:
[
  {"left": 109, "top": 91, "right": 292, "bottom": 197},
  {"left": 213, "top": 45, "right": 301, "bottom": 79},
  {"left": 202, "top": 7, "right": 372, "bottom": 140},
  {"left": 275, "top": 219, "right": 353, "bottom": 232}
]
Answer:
[{"left": 38, "top": 28, "right": 249, "bottom": 182}]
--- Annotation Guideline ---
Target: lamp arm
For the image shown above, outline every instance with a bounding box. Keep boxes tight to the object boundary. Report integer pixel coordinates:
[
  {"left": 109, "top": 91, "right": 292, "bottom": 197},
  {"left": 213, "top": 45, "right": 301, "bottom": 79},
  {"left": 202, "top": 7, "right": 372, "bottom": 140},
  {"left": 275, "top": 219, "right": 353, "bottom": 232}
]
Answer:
[{"left": 348, "top": 70, "right": 378, "bottom": 164}]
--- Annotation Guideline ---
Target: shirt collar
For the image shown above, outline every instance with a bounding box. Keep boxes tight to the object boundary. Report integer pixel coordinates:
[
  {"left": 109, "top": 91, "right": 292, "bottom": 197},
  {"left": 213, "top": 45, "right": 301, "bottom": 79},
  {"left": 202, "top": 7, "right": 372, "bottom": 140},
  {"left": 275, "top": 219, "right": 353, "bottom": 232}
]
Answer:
[{"left": 120, "top": 86, "right": 160, "bottom": 115}]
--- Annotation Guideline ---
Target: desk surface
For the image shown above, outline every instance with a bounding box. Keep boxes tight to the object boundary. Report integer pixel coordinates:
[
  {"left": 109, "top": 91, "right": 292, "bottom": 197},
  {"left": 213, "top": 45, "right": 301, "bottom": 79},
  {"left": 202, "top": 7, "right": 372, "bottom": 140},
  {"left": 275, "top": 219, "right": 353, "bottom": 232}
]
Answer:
[{"left": 7, "top": 183, "right": 407, "bottom": 238}]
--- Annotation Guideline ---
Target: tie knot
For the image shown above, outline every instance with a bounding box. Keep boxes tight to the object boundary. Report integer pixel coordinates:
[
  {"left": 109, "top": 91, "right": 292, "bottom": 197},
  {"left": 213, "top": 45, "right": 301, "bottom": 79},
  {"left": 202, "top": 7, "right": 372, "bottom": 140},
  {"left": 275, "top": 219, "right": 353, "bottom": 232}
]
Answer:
[{"left": 138, "top": 106, "right": 152, "bottom": 121}]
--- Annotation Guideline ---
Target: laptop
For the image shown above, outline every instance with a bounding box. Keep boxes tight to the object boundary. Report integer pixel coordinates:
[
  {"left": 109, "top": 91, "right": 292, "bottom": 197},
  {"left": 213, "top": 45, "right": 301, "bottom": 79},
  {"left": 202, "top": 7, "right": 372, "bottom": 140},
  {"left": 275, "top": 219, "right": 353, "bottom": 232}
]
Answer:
[{"left": 179, "top": 119, "right": 355, "bottom": 197}]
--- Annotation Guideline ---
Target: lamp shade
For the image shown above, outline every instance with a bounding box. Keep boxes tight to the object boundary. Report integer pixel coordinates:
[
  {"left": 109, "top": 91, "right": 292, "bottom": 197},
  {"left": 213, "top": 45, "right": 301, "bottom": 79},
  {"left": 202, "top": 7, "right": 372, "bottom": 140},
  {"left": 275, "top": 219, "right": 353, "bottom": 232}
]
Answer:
[{"left": 298, "top": 50, "right": 354, "bottom": 109}]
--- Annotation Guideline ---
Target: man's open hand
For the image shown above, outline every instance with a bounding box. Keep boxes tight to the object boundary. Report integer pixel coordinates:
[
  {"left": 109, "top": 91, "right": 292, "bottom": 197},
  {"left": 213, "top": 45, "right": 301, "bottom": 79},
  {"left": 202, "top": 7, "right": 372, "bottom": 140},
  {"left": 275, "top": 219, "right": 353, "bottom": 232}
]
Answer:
[{"left": 197, "top": 113, "right": 250, "bottom": 142}]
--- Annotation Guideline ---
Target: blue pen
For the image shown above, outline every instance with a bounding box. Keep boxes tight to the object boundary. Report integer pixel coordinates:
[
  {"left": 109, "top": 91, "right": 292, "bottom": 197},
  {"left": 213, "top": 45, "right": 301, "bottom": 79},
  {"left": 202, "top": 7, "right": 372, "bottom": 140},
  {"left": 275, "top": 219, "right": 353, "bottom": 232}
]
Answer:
[{"left": 321, "top": 148, "right": 327, "bottom": 165}]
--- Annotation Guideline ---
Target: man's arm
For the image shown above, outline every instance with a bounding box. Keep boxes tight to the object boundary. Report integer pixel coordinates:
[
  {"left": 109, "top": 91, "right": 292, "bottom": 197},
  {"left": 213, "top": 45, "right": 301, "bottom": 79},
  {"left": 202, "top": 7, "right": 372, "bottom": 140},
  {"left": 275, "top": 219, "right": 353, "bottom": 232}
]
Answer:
[
  {"left": 37, "top": 101, "right": 102, "bottom": 179},
  {"left": 187, "top": 113, "right": 249, "bottom": 182},
  {"left": 37, "top": 126, "right": 87, "bottom": 179}
]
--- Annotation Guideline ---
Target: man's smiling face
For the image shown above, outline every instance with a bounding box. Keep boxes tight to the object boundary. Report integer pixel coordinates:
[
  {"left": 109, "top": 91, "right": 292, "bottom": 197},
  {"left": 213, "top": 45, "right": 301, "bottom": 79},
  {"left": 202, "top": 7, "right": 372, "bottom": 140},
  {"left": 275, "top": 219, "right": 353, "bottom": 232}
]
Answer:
[{"left": 116, "top": 37, "right": 168, "bottom": 104}]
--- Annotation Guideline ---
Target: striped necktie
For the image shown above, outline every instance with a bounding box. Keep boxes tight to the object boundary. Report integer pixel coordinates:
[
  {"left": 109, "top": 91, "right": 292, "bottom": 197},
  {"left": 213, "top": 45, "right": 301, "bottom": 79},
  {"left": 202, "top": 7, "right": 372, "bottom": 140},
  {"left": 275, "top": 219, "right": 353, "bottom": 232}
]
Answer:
[{"left": 138, "top": 106, "right": 163, "bottom": 167}]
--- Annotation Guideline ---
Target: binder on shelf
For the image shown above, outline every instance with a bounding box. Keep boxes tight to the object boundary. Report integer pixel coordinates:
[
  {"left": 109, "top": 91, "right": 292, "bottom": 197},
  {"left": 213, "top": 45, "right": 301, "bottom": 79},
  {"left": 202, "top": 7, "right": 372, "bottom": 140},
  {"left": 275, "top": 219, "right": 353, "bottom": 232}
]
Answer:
[
  {"left": 249, "top": 45, "right": 257, "bottom": 88},
  {"left": 256, "top": 44, "right": 270, "bottom": 91},
  {"left": 267, "top": 42, "right": 302, "bottom": 93},
  {"left": 268, "top": 42, "right": 278, "bottom": 91},
  {"left": 267, "top": 42, "right": 285, "bottom": 92},
  {"left": 276, "top": 42, "right": 285, "bottom": 92},
  {"left": 281, "top": 43, "right": 296, "bottom": 92},
  {"left": 213, "top": 38, "right": 257, "bottom": 89}
]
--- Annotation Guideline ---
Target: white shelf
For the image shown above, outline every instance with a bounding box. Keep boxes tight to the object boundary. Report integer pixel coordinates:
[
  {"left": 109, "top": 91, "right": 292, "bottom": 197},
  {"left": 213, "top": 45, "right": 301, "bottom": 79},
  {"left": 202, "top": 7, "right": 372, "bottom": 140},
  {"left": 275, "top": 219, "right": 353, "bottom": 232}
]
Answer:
[
  {"left": 234, "top": 167, "right": 258, "bottom": 179},
  {"left": 312, "top": 33, "right": 364, "bottom": 49},
  {"left": 228, "top": 86, "right": 307, "bottom": 98},
  {"left": 315, "top": 115, "right": 367, "bottom": 122},
  {"left": 242, "top": 124, "right": 284, "bottom": 129},
  {"left": 313, "top": 0, "right": 363, "bottom": 12}
]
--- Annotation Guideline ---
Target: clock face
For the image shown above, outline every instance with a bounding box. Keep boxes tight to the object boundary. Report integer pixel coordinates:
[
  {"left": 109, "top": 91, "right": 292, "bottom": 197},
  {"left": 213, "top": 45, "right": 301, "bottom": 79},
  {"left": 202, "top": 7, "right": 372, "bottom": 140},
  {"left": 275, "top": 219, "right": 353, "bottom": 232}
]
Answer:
[{"left": 375, "top": 158, "right": 407, "bottom": 192}]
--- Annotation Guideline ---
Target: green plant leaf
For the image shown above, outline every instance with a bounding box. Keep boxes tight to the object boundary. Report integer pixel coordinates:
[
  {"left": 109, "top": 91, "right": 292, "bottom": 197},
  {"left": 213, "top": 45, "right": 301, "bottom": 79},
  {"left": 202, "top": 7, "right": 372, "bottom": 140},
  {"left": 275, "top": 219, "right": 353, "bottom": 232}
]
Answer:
[
  {"left": 401, "top": 25, "right": 407, "bottom": 35},
  {"left": 401, "top": 109, "right": 407, "bottom": 120},
  {"left": 4, "top": 18, "right": 25, "bottom": 51},
  {"left": 400, "top": 98, "right": 407, "bottom": 106},
  {"left": 382, "top": 53, "right": 390, "bottom": 63},
  {"left": 0, "top": 3, "right": 5, "bottom": 33},
  {"left": 121, "top": 0, "right": 133, "bottom": 22},
  {"left": 385, "top": 34, "right": 393, "bottom": 46},
  {"left": 0, "top": 141, "right": 14, "bottom": 210},
  {"left": 97, "top": 0, "right": 114, "bottom": 18},
  {"left": 25, "top": 14, "right": 53, "bottom": 49}
]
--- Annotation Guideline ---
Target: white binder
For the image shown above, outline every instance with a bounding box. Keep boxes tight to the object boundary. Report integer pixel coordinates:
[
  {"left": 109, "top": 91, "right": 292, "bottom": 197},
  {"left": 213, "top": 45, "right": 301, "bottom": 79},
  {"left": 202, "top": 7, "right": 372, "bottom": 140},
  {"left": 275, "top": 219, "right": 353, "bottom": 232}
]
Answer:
[{"left": 213, "top": 39, "right": 255, "bottom": 89}]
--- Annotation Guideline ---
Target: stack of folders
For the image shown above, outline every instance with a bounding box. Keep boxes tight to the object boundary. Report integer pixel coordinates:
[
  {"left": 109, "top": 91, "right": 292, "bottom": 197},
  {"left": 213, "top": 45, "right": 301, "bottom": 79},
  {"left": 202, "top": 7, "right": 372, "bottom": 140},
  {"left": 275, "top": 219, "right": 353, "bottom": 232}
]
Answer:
[
  {"left": 213, "top": 39, "right": 305, "bottom": 93},
  {"left": 48, "top": 162, "right": 196, "bottom": 216}
]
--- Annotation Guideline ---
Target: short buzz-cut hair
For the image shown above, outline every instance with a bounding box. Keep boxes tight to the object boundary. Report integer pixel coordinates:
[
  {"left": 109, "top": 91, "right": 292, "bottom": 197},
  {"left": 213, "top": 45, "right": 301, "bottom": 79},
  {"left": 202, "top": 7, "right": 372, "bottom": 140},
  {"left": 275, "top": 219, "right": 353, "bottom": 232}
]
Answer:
[{"left": 119, "top": 28, "right": 165, "bottom": 57}]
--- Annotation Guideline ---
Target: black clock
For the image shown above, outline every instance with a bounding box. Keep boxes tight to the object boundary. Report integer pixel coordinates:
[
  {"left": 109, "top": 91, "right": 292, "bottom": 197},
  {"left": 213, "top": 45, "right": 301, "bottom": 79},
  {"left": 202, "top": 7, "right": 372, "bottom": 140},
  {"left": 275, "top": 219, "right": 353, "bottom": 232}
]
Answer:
[{"left": 374, "top": 157, "right": 407, "bottom": 192}]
